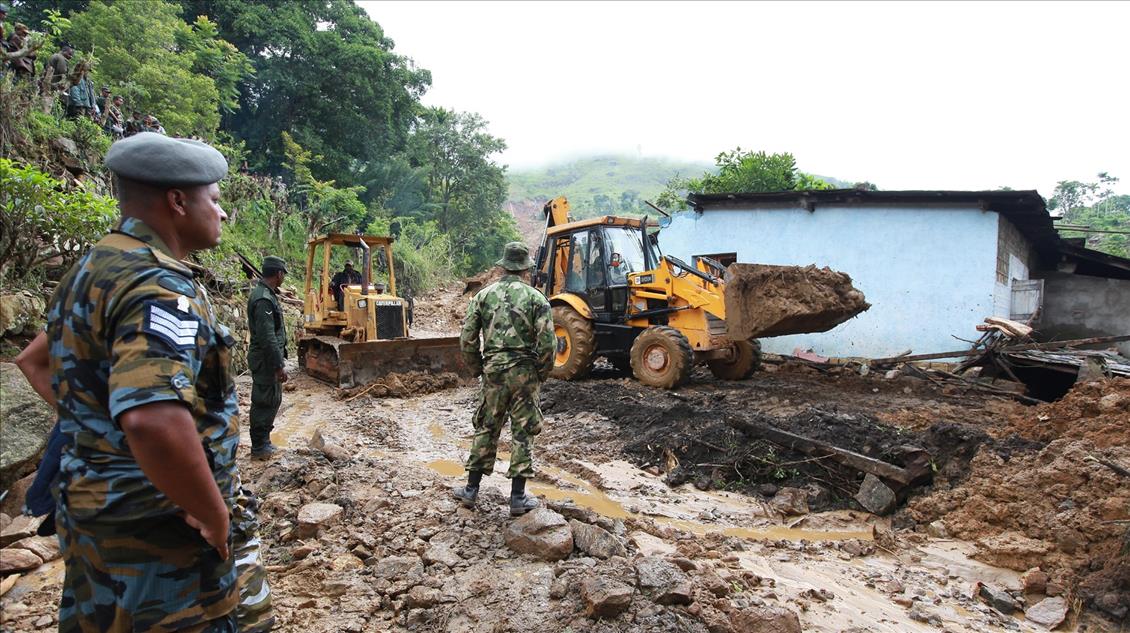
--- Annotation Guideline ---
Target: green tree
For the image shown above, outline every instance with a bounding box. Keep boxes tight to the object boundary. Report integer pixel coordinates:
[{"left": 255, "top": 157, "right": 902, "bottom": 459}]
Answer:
[
  {"left": 657, "top": 148, "right": 833, "bottom": 210},
  {"left": 281, "top": 131, "right": 366, "bottom": 240},
  {"left": 406, "top": 107, "right": 517, "bottom": 274},
  {"left": 1052, "top": 173, "right": 1129, "bottom": 258},
  {"left": 180, "top": 0, "right": 430, "bottom": 184}
]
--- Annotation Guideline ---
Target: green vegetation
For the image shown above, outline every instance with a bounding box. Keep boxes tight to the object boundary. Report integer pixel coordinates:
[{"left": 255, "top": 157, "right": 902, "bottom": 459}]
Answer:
[
  {"left": 507, "top": 155, "right": 711, "bottom": 218},
  {"left": 1050, "top": 173, "right": 1129, "bottom": 258},
  {"left": 656, "top": 148, "right": 834, "bottom": 210}
]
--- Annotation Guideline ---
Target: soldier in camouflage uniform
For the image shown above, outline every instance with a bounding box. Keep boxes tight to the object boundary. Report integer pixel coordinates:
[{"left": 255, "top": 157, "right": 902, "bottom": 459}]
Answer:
[
  {"left": 454, "top": 242, "right": 555, "bottom": 516},
  {"left": 247, "top": 256, "right": 288, "bottom": 458},
  {"left": 40, "top": 132, "right": 262, "bottom": 631}
]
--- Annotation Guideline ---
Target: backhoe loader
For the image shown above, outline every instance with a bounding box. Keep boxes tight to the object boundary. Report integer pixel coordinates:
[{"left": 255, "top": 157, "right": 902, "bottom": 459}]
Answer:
[
  {"left": 296, "top": 233, "right": 468, "bottom": 388},
  {"left": 535, "top": 197, "right": 869, "bottom": 389}
]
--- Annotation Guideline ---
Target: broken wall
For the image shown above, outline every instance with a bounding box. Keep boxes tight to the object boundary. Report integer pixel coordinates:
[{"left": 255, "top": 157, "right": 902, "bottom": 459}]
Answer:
[
  {"left": 1037, "top": 272, "right": 1130, "bottom": 356},
  {"left": 659, "top": 203, "right": 1000, "bottom": 358}
]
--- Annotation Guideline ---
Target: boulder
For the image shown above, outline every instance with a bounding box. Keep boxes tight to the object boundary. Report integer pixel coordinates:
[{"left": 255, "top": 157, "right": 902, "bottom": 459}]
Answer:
[
  {"left": 1, "top": 363, "right": 55, "bottom": 489},
  {"left": 9, "top": 536, "right": 60, "bottom": 562},
  {"left": 0, "top": 547, "right": 43, "bottom": 574},
  {"left": 0, "top": 514, "right": 44, "bottom": 548},
  {"left": 1025, "top": 596, "right": 1068, "bottom": 630},
  {"left": 854, "top": 474, "right": 896, "bottom": 515},
  {"left": 977, "top": 582, "right": 1022, "bottom": 615},
  {"left": 504, "top": 508, "right": 573, "bottom": 561},
  {"left": 580, "top": 575, "right": 633, "bottom": 618},
  {"left": 295, "top": 502, "right": 343, "bottom": 538},
  {"left": 769, "top": 487, "right": 809, "bottom": 516},
  {"left": 0, "top": 293, "right": 46, "bottom": 336},
  {"left": 634, "top": 556, "right": 693, "bottom": 605},
  {"left": 570, "top": 520, "right": 626, "bottom": 560},
  {"left": 729, "top": 605, "right": 802, "bottom": 633}
]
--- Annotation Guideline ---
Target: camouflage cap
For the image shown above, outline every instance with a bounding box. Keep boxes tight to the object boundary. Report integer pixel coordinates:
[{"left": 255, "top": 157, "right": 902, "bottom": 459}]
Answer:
[
  {"left": 262, "top": 256, "right": 287, "bottom": 274},
  {"left": 105, "top": 132, "right": 228, "bottom": 187},
  {"left": 496, "top": 242, "right": 532, "bottom": 272}
]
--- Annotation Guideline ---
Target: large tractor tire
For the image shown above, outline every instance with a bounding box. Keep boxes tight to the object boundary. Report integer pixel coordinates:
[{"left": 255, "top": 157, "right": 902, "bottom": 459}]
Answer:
[
  {"left": 630, "top": 326, "right": 694, "bottom": 389},
  {"left": 707, "top": 339, "right": 762, "bottom": 380},
  {"left": 550, "top": 305, "right": 595, "bottom": 381}
]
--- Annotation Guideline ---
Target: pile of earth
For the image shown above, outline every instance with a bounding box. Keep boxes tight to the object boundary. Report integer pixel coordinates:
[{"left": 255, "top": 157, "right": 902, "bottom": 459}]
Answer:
[
  {"left": 903, "top": 379, "right": 1130, "bottom": 621},
  {"left": 338, "top": 371, "right": 465, "bottom": 400}
]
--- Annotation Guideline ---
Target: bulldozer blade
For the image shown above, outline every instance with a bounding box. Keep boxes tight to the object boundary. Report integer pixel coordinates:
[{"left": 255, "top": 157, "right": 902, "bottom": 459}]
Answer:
[
  {"left": 300, "top": 335, "right": 473, "bottom": 389},
  {"left": 724, "top": 263, "right": 870, "bottom": 340}
]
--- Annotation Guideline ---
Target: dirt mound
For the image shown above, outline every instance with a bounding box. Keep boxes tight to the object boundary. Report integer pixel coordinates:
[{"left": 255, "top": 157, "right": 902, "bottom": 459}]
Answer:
[
  {"left": 412, "top": 269, "right": 509, "bottom": 336},
  {"left": 999, "top": 378, "right": 1130, "bottom": 447},
  {"left": 724, "top": 264, "right": 869, "bottom": 339},
  {"left": 338, "top": 370, "right": 463, "bottom": 399}
]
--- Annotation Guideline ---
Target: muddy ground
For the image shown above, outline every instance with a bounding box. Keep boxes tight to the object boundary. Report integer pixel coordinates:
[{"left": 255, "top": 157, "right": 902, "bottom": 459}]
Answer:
[{"left": 3, "top": 354, "right": 1127, "bottom": 631}]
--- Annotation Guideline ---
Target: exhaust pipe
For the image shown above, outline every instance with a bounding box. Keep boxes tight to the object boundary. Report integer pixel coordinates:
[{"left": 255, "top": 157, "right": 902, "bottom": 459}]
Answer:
[{"left": 359, "top": 239, "right": 371, "bottom": 296}]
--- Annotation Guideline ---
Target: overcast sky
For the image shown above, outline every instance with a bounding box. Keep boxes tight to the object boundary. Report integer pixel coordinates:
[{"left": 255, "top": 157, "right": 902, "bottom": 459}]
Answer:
[{"left": 361, "top": 1, "right": 1128, "bottom": 196}]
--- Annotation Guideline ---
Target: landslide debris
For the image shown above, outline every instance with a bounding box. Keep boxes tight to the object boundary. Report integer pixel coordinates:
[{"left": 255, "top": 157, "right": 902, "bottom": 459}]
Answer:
[{"left": 723, "top": 263, "right": 869, "bottom": 340}]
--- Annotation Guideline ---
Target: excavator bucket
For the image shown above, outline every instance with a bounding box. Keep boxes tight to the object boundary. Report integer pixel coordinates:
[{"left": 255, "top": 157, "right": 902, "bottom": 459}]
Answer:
[
  {"left": 723, "top": 263, "right": 871, "bottom": 340},
  {"left": 299, "top": 335, "right": 473, "bottom": 389}
]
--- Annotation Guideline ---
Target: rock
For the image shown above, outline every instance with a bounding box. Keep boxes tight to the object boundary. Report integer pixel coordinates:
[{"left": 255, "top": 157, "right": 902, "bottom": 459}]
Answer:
[
  {"left": 1021, "top": 568, "right": 1048, "bottom": 594},
  {"left": 50, "top": 137, "right": 79, "bottom": 157},
  {"left": 908, "top": 603, "right": 942, "bottom": 626},
  {"left": 321, "top": 443, "right": 352, "bottom": 462},
  {"left": 549, "top": 576, "right": 569, "bottom": 599},
  {"left": 634, "top": 556, "right": 693, "bottom": 605},
  {"left": 0, "top": 573, "right": 16, "bottom": 595},
  {"left": 975, "top": 532, "right": 1052, "bottom": 571},
  {"left": 0, "top": 513, "right": 10, "bottom": 532},
  {"left": 803, "top": 483, "right": 832, "bottom": 509},
  {"left": 0, "top": 473, "right": 35, "bottom": 518},
  {"left": 977, "top": 582, "right": 1022, "bottom": 615},
  {"left": 1025, "top": 596, "right": 1068, "bottom": 629},
  {"left": 422, "top": 542, "right": 461, "bottom": 568},
  {"left": 405, "top": 585, "right": 441, "bottom": 609},
  {"left": 331, "top": 553, "right": 363, "bottom": 571},
  {"left": 580, "top": 575, "right": 633, "bottom": 618},
  {"left": 926, "top": 520, "right": 949, "bottom": 539},
  {"left": 854, "top": 474, "right": 896, "bottom": 515},
  {"left": 375, "top": 555, "right": 423, "bottom": 581},
  {"left": 1097, "top": 393, "right": 1126, "bottom": 412},
  {"left": 1, "top": 363, "right": 56, "bottom": 489},
  {"left": 503, "top": 508, "right": 573, "bottom": 561},
  {"left": 630, "top": 531, "right": 676, "bottom": 557},
  {"left": 34, "top": 614, "right": 54, "bottom": 628},
  {"left": 0, "top": 293, "right": 46, "bottom": 336},
  {"left": 0, "top": 547, "right": 43, "bottom": 574},
  {"left": 296, "top": 502, "right": 343, "bottom": 538},
  {"left": 0, "top": 514, "right": 44, "bottom": 548},
  {"left": 291, "top": 544, "right": 317, "bottom": 560},
  {"left": 1045, "top": 582, "right": 1065, "bottom": 597},
  {"left": 729, "top": 605, "right": 802, "bottom": 633},
  {"left": 9, "top": 536, "right": 60, "bottom": 562},
  {"left": 757, "top": 483, "right": 778, "bottom": 497},
  {"left": 768, "top": 487, "right": 809, "bottom": 516},
  {"left": 569, "top": 520, "right": 626, "bottom": 560}
]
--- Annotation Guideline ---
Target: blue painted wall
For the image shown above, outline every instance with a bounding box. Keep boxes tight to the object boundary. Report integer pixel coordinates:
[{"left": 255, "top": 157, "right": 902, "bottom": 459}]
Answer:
[{"left": 658, "top": 204, "right": 1001, "bottom": 358}]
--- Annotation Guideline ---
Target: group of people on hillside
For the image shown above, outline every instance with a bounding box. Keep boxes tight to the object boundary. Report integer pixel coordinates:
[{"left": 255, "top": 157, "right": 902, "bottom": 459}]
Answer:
[{"left": 2, "top": 5, "right": 166, "bottom": 138}]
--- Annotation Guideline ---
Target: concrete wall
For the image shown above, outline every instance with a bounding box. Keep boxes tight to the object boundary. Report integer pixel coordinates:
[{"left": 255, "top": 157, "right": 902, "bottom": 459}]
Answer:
[
  {"left": 993, "top": 216, "right": 1036, "bottom": 318},
  {"left": 658, "top": 203, "right": 1001, "bottom": 358},
  {"left": 1038, "top": 272, "right": 1130, "bottom": 356}
]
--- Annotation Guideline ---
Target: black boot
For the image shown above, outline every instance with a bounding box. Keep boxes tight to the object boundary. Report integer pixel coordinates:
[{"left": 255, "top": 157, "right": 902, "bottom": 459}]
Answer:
[
  {"left": 452, "top": 470, "right": 482, "bottom": 508},
  {"left": 509, "top": 477, "right": 539, "bottom": 517}
]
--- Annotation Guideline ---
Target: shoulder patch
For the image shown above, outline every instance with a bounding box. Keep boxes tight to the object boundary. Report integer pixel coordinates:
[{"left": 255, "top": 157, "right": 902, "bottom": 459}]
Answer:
[
  {"left": 156, "top": 273, "right": 197, "bottom": 298},
  {"left": 144, "top": 301, "right": 200, "bottom": 349}
]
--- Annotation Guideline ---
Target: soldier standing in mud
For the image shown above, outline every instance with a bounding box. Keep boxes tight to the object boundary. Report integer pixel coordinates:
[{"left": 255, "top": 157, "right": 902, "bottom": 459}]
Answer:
[
  {"left": 31, "top": 132, "right": 274, "bottom": 631},
  {"left": 454, "top": 242, "right": 555, "bottom": 516},
  {"left": 247, "top": 255, "right": 289, "bottom": 458}
]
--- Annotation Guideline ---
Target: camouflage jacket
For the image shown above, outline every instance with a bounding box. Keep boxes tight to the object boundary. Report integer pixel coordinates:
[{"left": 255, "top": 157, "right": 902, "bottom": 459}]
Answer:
[
  {"left": 247, "top": 280, "right": 285, "bottom": 377},
  {"left": 460, "top": 274, "right": 555, "bottom": 377},
  {"left": 46, "top": 217, "right": 240, "bottom": 523}
]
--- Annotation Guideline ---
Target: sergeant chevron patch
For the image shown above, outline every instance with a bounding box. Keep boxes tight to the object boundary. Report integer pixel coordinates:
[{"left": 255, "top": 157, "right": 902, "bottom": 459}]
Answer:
[{"left": 145, "top": 302, "right": 200, "bottom": 349}]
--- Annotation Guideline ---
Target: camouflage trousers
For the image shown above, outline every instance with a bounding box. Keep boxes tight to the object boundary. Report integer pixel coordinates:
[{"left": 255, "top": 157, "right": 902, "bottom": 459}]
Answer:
[
  {"left": 56, "top": 507, "right": 239, "bottom": 632},
  {"left": 465, "top": 363, "right": 543, "bottom": 478},
  {"left": 232, "top": 487, "right": 274, "bottom": 632}
]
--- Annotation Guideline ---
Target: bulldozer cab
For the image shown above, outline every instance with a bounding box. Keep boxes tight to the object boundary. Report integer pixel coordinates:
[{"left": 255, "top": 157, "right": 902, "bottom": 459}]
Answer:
[{"left": 302, "top": 233, "right": 402, "bottom": 338}]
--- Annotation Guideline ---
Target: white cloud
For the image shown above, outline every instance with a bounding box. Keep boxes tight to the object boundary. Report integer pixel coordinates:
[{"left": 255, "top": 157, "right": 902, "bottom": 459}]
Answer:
[{"left": 361, "top": 1, "right": 1129, "bottom": 196}]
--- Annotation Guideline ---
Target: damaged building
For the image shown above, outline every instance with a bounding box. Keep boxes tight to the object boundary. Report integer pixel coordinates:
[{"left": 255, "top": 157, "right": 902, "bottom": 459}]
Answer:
[{"left": 658, "top": 189, "right": 1130, "bottom": 359}]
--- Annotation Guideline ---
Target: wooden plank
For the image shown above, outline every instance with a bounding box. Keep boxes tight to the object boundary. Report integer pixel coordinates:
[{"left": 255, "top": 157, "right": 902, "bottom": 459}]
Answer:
[{"left": 726, "top": 418, "right": 922, "bottom": 485}]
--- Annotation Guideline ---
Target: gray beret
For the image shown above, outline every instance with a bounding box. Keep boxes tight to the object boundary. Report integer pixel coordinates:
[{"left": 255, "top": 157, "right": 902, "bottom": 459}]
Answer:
[
  {"left": 262, "top": 256, "right": 287, "bottom": 274},
  {"left": 105, "top": 132, "right": 228, "bottom": 187}
]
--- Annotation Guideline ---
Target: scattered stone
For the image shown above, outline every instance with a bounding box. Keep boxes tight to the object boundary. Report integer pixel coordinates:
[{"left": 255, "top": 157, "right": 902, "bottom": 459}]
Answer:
[
  {"left": 549, "top": 576, "right": 570, "bottom": 599},
  {"left": 0, "top": 573, "right": 19, "bottom": 596},
  {"left": 296, "top": 502, "right": 343, "bottom": 538},
  {"left": 503, "top": 509, "right": 573, "bottom": 561},
  {"left": 9, "top": 536, "right": 60, "bottom": 562},
  {"left": 1025, "top": 596, "right": 1068, "bottom": 629},
  {"left": 0, "top": 547, "right": 43, "bottom": 574},
  {"left": 321, "top": 443, "right": 352, "bottom": 462},
  {"left": 569, "top": 520, "right": 626, "bottom": 560},
  {"left": 580, "top": 575, "right": 633, "bottom": 618},
  {"left": 768, "top": 487, "right": 809, "bottom": 516},
  {"left": 422, "top": 542, "right": 461, "bottom": 568},
  {"left": 977, "top": 582, "right": 1022, "bottom": 615},
  {"left": 405, "top": 585, "right": 441, "bottom": 609},
  {"left": 729, "top": 605, "right": 802, "bottom": 633},
  {"left": 1045, "top": 582, "right": 1065, "bottom": 597},
  {"left": 374, "top": 555, "right": 423, "bottom": 581},
  {"left": 291, "top": 543, "right": 317, "bottom": 560},
  {"left": 669, "top": 557, "right": 697, "bottom": 572},
  {"left": 307, "top": 428, "right": 326, "bottom": 450},
  {"left": 854, "top": 474, "right": 897, "bottom": 515},
  {"left": 1097, "top": 393, "right": 1126, "bottom": 412},
  {"left": 757, "top": 483, "right": 778, "bottom": 497},
  {"left": 630, "top": 531, "right": 676, "bottom": 557},
  {"left": 0, "top": 513, "right": 10, "bottom": 532},
  {"left": 0, "top": 514, "right": 45, "bottom": 548},
  {"left": 635, "top": 556, "right": 693, "bottom": 605},
  {"left": 34, "top": 614, "right": 53, "bottom": 628},
  {"left": 331, "top": 553, "right": 364, "bottom": 571},
  {"left": 1021, "top": 568, "right": 1048, "bottom": 594},
  {"left": 926, "top": 520, "right": 948, "bottom": 539},
  {"left": 908, "top": 603, "right": 942, "bottom": 626},
  {"left": 0, "top": 293, "right": 46, "bottom": 336},
  {"left": 0, "top": 474, "right": 35, "bottom": 518}
]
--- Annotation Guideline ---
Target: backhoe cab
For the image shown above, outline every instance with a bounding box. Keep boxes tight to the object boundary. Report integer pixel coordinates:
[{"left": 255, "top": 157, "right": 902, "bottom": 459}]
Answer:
[
  {"left": 297, "top": 233, "right": 467, "bottom": 388},
  {"left": 535, "top": 198, "right": 761, "bottom": 389}
]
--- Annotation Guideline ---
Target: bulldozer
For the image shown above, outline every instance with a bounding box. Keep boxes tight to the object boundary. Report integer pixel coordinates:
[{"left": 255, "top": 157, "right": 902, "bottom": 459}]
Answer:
[
  {"left": 535, "top": 197, "right": 869, "bottom": 389},
  {"left": 296, "top": 233, "right": 467, "bottom": 388}
]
